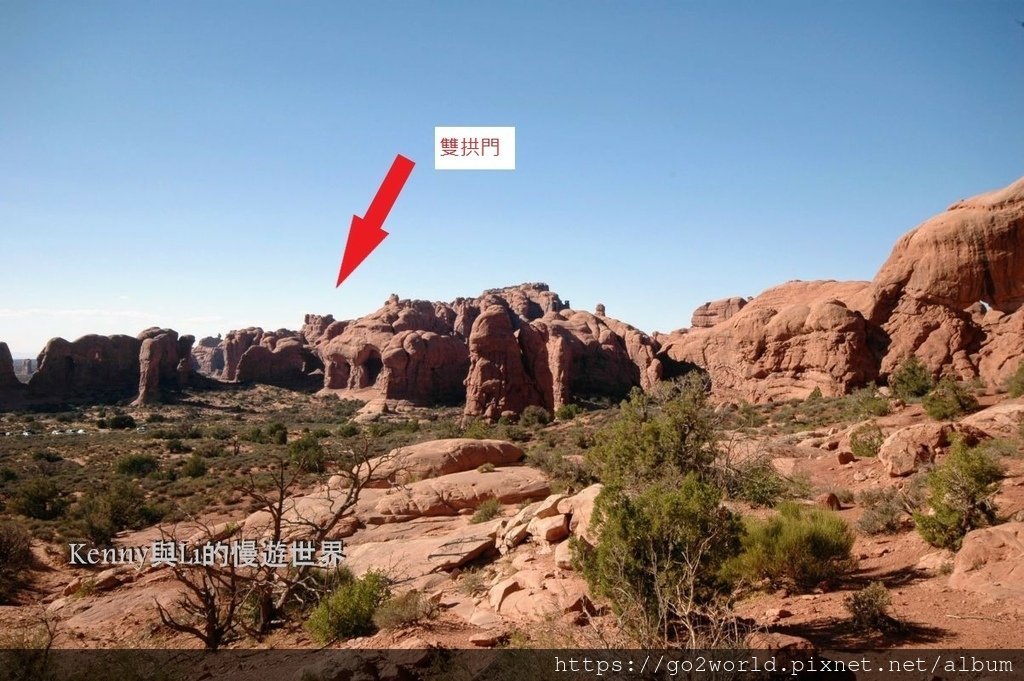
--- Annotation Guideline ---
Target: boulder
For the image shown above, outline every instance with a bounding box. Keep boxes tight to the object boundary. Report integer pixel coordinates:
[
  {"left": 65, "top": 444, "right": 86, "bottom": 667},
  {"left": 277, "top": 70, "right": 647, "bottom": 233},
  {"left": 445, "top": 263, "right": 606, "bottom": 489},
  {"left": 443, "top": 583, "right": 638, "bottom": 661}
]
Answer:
[
  {"left": 557, "top": 483, "right": 604, "bottom": 544},
  {"left": 877, "top": 423, "right": 954, "bottom": 476},
  {"left": 364, "top": 439, "right": 524, "bottom": 487},
  {"left": 371, "top": 468, "right": 550, "bottom": 520},
  {"left": 949, "top": 522, "right": 1024, "bottom": 603},
  {"left": 960, "top": 399, "right": 1024, "bottom": 439}
]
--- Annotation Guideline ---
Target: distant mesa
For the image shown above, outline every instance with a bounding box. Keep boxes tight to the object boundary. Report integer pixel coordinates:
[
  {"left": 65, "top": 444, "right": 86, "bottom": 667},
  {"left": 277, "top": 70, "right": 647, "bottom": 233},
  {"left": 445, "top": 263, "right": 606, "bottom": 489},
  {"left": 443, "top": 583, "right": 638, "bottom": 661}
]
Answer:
[{"left": 2, "top": 176, "right": 1023, "bottom": 412}]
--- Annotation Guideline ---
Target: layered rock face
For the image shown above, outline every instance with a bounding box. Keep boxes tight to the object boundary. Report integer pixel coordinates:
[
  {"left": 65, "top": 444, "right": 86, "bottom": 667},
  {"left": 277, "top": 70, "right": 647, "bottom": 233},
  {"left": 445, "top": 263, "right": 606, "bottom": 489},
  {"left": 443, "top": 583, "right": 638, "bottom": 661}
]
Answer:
[
  {"left": 29, "top": 334, "right": 142, "bottom": 399},
  {"left": 660, "top": 176, "right": 1024, "bottom": 402},
  {"left": 464, "top": 297, "right": 662, "bottom": 419},
  {"left": 690, "top": 296, "right": 748, "bottom": 328},
  {"left": 660, "top": 281, "right": 876, "bottom": 402},
  {"left": 866, "top": 176, "right": 1024, "bottom": 385}
]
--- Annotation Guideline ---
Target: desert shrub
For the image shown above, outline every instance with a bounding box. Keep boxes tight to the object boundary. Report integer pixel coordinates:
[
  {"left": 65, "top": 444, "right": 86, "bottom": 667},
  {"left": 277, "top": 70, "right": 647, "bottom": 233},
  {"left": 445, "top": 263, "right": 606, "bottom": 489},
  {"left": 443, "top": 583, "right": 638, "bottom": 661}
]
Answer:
[
  {"left": 193, "top": 441, "right": 224, "bottom": 458},
  {"left": 78, "top": 479, "right": 164, "bottom": 546},
  {"left": 914, "top": 437, "right": 1003, "bottom": 549},
  {"left": 470, "top": 498, "right": 501, "bottom": 523},
  {"left": 336, "top": 422, "right": 360, "bottom": 438},
  {"left": 888, "top": 356, "right": 934, "bottom": 401},
  {"left": 207, "top": 425, "right": 233, "bottom": 441},
  {"left": 578, "top": 475, "right": 741, "bottom": 643},
  {"left": 587, "top": 377, "right": 719, "bottom": 489},
  {"left": 849, "top": 422, "right": 884, "bottom": 458},
  {"left": 457, "top": 569, "right": 488, "bottom": 596},
  {"left": 266, "top": 422, "right": 288, "bottom": 445},
  {"left": 181, "top": 454, "right": 208, "bottom": 478},
  {"left": 106, "top": 414, "right": 137, "bottom": 430},
  {"left": 498, "top": 424, "right": 530, "bottom": 442},
  {"left": 372, "top": 590, "right": 437, "bottom": 629},
  {"left": 166, "top": 438, "right": 191, "bottom": 454},
  {"left": 31, "top": 450, "right": 62, "bottom": 463},
  {"left": 857, "top": 488, "right": 906, "bottom": 535},
  {"left": 1005, "top": 361, "right": 1024, "bottom": 398},
  {"left": 722, "top": 455, "right": 788, "bottom": 508},
  {"left": 847, "top": 386, "right": 892, "bottom": 419},
  {"left": 146, "top": 413, "right": 168, "bottom": 423},
  {"left": 519, "top": 405, "right": 552, "bottom": 428},
  {"left": 311, "top": 427, "right": 331, "bottom": 439},
  {"left": 922, "top": 377, "right": 979, "bottom": 420},
  {"left": 828, "top": 487, "right": 855, "bottom": 505},
  {"left": 460, "top": 419, "right": 492, "bottom": 439},
  {"left": 288, "top": 434, "right": 327, "bottom": 473},
  {"left": 0, "top": 521, "right": 32, "bottom": 602},
  {"left": 807, "top": 387, "right": 823, "bottom": 401},
  {"left": 9, "top": 478, "right": 67, "bottom": 520},
  {"left": 306, "top": 570, "right": 390, "bottom": 643},
  {"left": 735, "top": 401, "right": 767, "bottom": 429},
  {"left": 845, "top": 581, "right": 899, "bottom": 632},
  {"left": 555, "top": 403, "right": 583, "bottom": 421},
  {"left": 526, "top": 448, "right": 595, "bottom": 491},
  {"left": 725, "top": 502, "right": 855, "bottom": 591},
  {"left": 476, "top": 462, "right": 496, "bottom": 473},
  {"left": 115, "top": 453, "right": 159, "bottom": 477}
]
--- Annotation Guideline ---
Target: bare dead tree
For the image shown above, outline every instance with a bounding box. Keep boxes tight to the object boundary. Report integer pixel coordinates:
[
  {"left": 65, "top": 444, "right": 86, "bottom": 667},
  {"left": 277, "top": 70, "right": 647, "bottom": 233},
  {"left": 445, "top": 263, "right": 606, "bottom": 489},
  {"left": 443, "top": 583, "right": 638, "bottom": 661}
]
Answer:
[{"left": 154, "top": 436, "right": 400, "bottom": 647}]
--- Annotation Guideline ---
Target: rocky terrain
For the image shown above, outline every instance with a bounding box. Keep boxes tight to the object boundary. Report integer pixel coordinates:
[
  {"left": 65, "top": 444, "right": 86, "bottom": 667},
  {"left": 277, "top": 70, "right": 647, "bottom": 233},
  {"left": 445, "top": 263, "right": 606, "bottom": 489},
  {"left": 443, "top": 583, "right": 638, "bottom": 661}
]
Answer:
[{"left": 1, "top": 177, "right": 1024, "bottom": 668}]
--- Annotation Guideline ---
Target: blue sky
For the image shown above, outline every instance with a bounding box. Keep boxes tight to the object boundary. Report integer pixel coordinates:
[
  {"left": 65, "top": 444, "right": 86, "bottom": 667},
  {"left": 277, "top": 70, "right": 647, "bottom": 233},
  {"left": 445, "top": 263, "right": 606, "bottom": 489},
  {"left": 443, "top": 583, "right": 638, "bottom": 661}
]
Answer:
[{"left": 2, "top": 1, "right": 1023, "bottom": 356}]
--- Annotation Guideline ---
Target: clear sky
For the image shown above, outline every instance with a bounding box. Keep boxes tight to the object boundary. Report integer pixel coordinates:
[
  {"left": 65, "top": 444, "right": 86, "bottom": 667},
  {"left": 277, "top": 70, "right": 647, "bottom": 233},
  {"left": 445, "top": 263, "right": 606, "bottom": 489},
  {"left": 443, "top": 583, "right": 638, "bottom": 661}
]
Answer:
[{"left": 2, "top": 1, "right": 1023, "bottom": 357}]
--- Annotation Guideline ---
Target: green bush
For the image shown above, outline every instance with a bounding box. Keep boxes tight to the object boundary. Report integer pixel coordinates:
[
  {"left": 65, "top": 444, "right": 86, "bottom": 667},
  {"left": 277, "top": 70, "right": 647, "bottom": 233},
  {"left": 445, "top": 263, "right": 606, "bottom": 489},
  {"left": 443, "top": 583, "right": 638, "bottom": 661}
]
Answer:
[
  {"left": 306, "top": 571, "right": 390, "bottom": 643},
  {"left": 9, "top": 478, "right": 67, "bottom": 520},
  {"left": 181, "top": 454, "right": 208, "bottom": 478},
  {"left": 1005, "top": 361, "right": 1024, "bottom": 398},
  {"left": 0, "top": 521, "right": 32, "bottom": 602},
  {"left": 460, "top": 419, "right": 492, "bottom": 439},
  {"left": 847, "top": 386, "right": 892, "bottom": 419},
  {"left": 336, "top": 422, "right": 360, "bottom": 438},
  {"left": 470, "top": 498, "right": 501, "bottom": 523},
  {"left": 193, "top": 441, "right": 224, "bottom": 458},
  {"left": 914, "top": 437, "right": 1003, "bottom": 549},
  {"left": 519, "top": 405, "right": 552, "bottom": 427},
  {"left": 849, "top": 422, "right": 884, "bottom": 458},
  {"left": 311, "top": 428, "right": 332, "bottom": 439},
  {"left": 267, "top": 422, "right": 288, "bottom": 445},
  {"left": 106, "top": 414, "right": 137, "bottom": 430},
  {"left": 166, "top": 438, "right": 192, "bottom": 454},
  {"left": 207, "top": 425, "right": 233, "bottom": 441},
  {"left": 725, "top": 502, "right": 855, "bottom": 591},
  {"left": 115, "top": 453, "right": 159, "bottom": 477},
  {"left": 77, "top": 479, "right": 164, "bottom": 546},
  {"left": 735, "top": 401, "right": 767, "bottom": 429},
  {"left": 857, "top": 487, "right": 911, "bottom": 535},
  {"left": 845, "top": 581, "right": 900, "bottom": 632},
  {"left": 889, "top": 356, "right": 934, "bottom": 401},
  {"left": 587, "top": 377, "right": 719, "bottom": 489},
  {"left": 372, "top": 590, "right": 437, "bottom": 630},
  {"left": 288, "top": 434, "right": 327, "bottom": 473},
  {"left": 579, "top": 475, "right": 741, "bottom": 642},
  {"left": 555, "top": 403, "right": 583, "bottom": 421},
  {"left": 723, "top": 455, "right": 788, "bottom": 508},
  {"left": 922, "top": 377, "right": 979, "bottom": 421}
]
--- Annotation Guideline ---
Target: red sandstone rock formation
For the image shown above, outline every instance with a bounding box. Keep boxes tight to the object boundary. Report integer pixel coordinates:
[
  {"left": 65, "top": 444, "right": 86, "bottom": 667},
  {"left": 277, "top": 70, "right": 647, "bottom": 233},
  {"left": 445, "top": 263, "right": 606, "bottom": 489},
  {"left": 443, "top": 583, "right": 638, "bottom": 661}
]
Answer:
[
  {"left": 463, "top": 297, "right": 663, "bottom": 419},
  {"left": 660, "top": 176, "right": 1024, "bottom": 403},
  {"left": 0, "top": 342, "right": 20, "bottom": 390},
  {"left": 659, "top": 281, "right": 876, "bottom": 402},
  {"left": 191, "top": 336, "right": 225, "bottom": 377},
  {"left": 690, "top": 296, "right": 748, "bottom": 328},
  {"left": 134, "top": 328, "right": 193, "bottom": 405},
  {"left": 29, "top": 334, "right": 142, "bottom": 398}
]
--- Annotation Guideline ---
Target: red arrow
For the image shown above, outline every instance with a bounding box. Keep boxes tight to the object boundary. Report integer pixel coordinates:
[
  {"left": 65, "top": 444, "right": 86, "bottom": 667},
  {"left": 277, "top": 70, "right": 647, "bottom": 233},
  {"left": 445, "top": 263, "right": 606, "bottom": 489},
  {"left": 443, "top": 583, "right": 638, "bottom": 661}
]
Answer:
[{"left": 336, "top": 154, "right": 415, "bottom": 287}]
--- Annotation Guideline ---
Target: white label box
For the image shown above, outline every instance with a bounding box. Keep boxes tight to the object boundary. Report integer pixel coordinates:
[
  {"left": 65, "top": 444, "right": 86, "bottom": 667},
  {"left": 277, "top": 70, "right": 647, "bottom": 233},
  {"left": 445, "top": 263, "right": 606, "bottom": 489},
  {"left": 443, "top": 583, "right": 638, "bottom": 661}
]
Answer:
[{"left": 434, "top": 126, "right": 515, "bottom": 170}]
